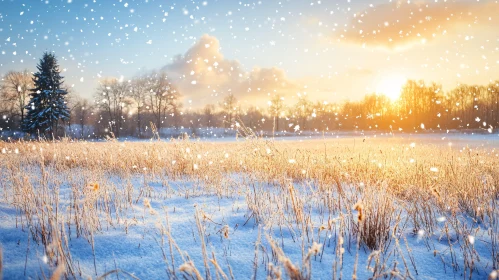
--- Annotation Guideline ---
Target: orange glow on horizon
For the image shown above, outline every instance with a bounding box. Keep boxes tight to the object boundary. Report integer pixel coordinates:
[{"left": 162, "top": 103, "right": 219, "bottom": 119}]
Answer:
[{"left": 375, "top": 74, "right": 407, "bottom": 100}]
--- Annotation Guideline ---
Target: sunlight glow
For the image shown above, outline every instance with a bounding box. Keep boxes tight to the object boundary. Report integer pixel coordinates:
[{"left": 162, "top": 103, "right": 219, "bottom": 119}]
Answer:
[{"left": 376, "top": 74, "right": 407, "bottom": 100}]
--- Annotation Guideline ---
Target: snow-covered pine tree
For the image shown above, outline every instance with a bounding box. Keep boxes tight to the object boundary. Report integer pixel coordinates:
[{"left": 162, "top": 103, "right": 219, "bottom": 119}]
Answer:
[{"left": 22, "top": 52, "right": 70, "bottom": 138}]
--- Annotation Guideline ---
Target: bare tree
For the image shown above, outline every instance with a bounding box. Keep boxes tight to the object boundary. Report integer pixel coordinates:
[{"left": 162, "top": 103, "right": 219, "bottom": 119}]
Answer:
[
  {"left": 94, "top": 78, "right": 132, "bottom": 138},
  {"left": 147, "top": 71, "right": 178, "bottom": 132},
  {"left": 222, "top": 93, "right": 238, "bottom": 128},
  {"left": 294, "top": 95, "right": 312, "bottom": 130},
  {"left": 242, "top": 106, "right": 263, "bottom": 130},
  {"left": 203, "top": 104, "right": 216, "bottom": 127},
  {"left": 65, "top": 88, "right": 80, "bottom": 134},
  {"left": 269, "top": 95, "right": 284, "bottom": 132},
  {"left": 168, "top": 93, "right": 183, "bottom": 129},
  {"left": 0, "top": 70, "right": 33, "bottom": 127},
  {"left": 130, "top": 76, "right": 149, "bottom": 137},
  {"left": 72, "top": 98, "right": 94, "bottom": 138}
]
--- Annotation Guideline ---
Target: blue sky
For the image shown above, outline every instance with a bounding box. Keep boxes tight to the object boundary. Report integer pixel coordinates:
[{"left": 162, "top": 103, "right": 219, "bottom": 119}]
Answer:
[{"left": 1, "top": 0, "right": 498, "bottom": 106}]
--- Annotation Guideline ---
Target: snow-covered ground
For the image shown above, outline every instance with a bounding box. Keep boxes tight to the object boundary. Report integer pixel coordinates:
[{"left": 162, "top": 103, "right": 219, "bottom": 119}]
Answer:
[
  {"left": 1, "top": 136, "right": 498, "bottom": 279},
  {"left": 0, "top": 172, "right": 496, "bottom": 279},
  {"left": 115, "top": 130, "right": 499, "bottom": 148}
]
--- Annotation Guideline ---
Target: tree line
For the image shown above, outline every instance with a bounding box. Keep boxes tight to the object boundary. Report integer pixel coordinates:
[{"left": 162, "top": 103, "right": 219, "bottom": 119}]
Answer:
[{"left": 1, "top": 53, "right": 499, "bottom": 139}]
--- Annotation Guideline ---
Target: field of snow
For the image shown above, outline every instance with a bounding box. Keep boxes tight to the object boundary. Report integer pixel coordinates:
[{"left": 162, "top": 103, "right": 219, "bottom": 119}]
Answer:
[{"left": 1, "top": 135, "right": 499, "bottom": 279}]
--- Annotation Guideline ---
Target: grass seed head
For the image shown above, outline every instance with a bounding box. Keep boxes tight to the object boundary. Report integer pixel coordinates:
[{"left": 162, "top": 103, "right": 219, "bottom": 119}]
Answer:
[
  {"left": 222, "top": 225, "right": 229, "bottom": 239},
  {"left": 143, "top": 198, "right": 151, "bottom": 209},
  {"left": 353, "top": 200, "right": 364, "bottom": 222},
  {"left": 87, "top": 182, "right": 99, "bottom": 191}
]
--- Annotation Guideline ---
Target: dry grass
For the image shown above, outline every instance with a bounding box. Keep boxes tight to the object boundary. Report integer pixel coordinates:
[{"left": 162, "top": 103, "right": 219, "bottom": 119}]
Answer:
[{"left": 0, "top": 136, "right": 498, "bottom": 279}]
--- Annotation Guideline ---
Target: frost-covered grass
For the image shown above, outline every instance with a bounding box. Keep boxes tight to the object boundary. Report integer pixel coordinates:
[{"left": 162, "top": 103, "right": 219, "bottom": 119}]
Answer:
[{"left": 1, "top": 136, "right": 499, "bottom": 279}]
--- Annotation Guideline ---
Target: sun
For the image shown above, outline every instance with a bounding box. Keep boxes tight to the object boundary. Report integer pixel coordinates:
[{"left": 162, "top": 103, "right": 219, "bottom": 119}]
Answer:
[{"left": 375, "top": 74, "right": 407, "bottom": 100}]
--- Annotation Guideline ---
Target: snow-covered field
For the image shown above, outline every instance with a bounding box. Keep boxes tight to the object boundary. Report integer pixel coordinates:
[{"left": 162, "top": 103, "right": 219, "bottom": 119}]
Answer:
[{"left": 1, "top": 136, "right": 499, "bottom": 279}]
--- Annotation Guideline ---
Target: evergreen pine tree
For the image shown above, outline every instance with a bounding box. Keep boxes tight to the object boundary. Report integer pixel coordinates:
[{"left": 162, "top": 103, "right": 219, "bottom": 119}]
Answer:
[{"left": 22, "top": 52, "right": 70, "bottom": 137}]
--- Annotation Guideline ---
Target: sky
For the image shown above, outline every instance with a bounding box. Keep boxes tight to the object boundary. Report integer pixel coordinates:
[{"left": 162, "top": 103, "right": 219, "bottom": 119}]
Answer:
[{"left": 1, "top": 0, "right": 498, "bottom": 108}]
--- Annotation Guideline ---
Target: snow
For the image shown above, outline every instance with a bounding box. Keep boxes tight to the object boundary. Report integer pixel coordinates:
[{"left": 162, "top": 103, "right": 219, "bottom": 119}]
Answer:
[
  {"left": 115, "top": 130, "right": 499, "bottom": 147},
  {"left": 1, "top": 0, "right": 498, "bottom": 276},
  {"left": 0, "top": 165, "right": 497, "bottom": 279}
]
